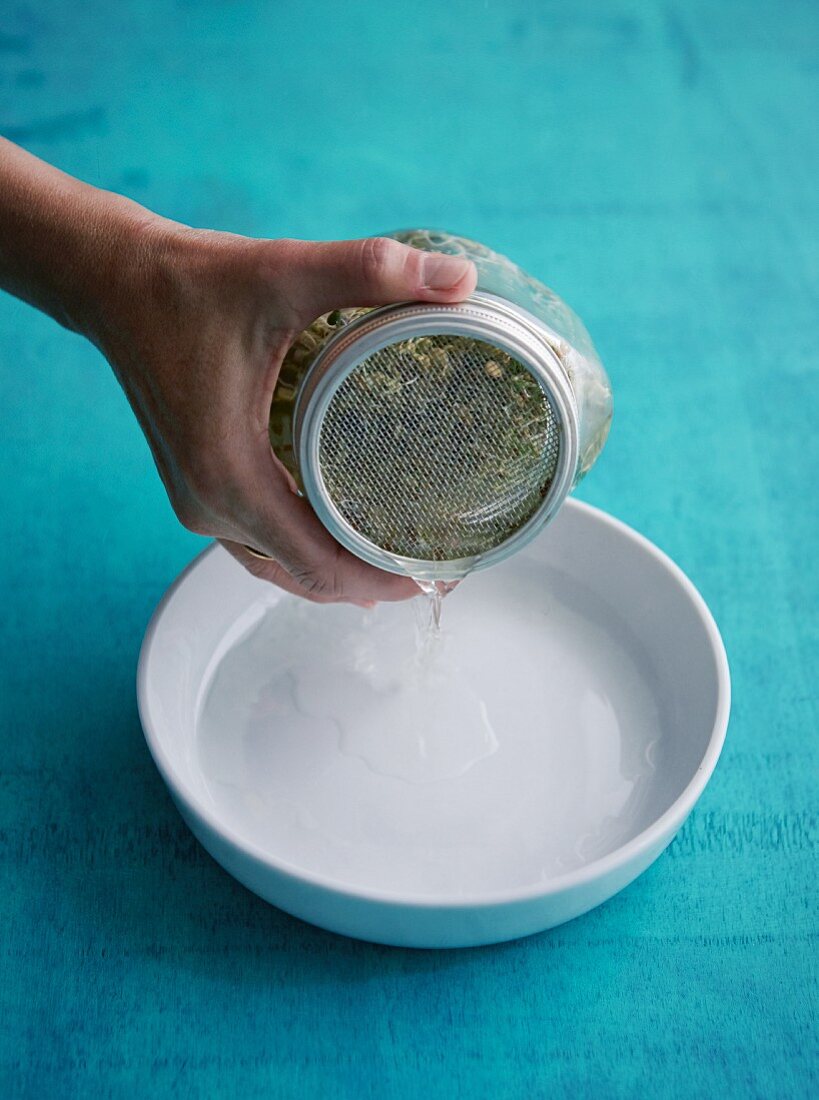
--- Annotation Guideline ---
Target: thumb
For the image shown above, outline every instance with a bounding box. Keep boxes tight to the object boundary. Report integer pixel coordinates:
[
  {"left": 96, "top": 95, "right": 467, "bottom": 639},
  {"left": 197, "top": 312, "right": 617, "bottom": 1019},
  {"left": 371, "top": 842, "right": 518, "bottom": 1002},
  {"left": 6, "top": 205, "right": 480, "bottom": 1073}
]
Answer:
[{"left": 282, "top": 236, "right": 477, "bottom": 318}]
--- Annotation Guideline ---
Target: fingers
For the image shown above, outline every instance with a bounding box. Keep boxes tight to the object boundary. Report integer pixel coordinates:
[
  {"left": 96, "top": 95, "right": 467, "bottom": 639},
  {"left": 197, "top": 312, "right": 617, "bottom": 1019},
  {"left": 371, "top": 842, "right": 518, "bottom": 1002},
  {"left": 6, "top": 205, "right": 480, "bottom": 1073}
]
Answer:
[
  {"left": 280, "top": 236, "right": 478, "bottom": 320},
  {"left": 219, "top": 540, "right": 376, "bottom": 608},
  {"left": 226, "top": 448, "right": 420, "bottom": 604},
  {"left": 168, "top": 430, "right": 420, "bottom": 605}
]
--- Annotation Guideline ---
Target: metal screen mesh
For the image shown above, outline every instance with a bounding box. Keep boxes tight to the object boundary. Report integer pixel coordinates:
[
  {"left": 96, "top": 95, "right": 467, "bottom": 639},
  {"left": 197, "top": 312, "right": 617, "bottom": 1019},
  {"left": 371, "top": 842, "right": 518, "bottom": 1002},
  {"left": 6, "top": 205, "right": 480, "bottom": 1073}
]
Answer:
[{"left": 317, "top": 335, "right": 561, "bottom": 562}]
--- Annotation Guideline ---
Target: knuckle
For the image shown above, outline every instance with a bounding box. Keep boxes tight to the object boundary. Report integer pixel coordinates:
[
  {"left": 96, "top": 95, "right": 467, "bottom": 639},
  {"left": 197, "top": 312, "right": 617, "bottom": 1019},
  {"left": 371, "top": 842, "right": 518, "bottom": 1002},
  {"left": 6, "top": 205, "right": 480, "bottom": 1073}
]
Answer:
[
  {"left": 170, "top": 491, "right": 208, "bottom": 535},
  {"left": 169, "top": 443, "right": 242, "bottom": 534},
  {"left": 183, "top": 444, "right": 241, "bottom": 511},
  {"left": 359, "top": 236, "right": 399, "bottom": 283},
  {"left": 290, "top": 564, "right": 337, "bottom": 599},
  {"left": 291, "top": 569, "right": 325, "bottom": 596},
  {"left": 401, "top": 245, "right": 426, "bottom": 286},
  {"left": 186, "top": 457, "right": 223, "bottom": 505}
]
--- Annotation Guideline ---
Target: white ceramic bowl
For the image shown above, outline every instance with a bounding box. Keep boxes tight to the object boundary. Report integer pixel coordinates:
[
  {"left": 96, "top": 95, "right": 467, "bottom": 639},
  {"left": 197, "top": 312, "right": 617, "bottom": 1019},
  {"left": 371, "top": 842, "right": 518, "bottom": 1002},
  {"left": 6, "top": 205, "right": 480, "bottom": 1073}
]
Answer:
[{"left": 138, "top": 500, "right": 729, "bottom": 948}]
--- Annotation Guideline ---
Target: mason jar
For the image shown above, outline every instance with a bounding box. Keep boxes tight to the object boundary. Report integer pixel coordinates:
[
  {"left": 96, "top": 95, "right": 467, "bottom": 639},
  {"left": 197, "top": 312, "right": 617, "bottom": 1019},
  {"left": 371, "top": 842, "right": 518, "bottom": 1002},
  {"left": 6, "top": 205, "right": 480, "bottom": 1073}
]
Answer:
[{"left": 269, "top": 228, "right": 612, "bottom": 581}]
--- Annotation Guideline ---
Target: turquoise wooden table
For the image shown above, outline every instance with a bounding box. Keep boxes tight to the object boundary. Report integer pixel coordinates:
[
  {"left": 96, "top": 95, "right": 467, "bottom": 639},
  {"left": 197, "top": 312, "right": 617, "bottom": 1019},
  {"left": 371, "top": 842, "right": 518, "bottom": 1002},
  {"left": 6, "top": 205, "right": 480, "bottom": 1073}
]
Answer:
[{"left": 1, "top": 2, "right": 816, "bottom": 1096}]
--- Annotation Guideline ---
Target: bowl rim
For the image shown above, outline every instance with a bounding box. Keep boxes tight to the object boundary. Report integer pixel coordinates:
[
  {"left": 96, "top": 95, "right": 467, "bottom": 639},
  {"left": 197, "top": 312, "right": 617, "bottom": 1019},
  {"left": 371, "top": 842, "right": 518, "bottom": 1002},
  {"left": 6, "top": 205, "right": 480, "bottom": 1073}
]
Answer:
[{"left": 137, "top": 499, "right": 730, "bottom": 910}]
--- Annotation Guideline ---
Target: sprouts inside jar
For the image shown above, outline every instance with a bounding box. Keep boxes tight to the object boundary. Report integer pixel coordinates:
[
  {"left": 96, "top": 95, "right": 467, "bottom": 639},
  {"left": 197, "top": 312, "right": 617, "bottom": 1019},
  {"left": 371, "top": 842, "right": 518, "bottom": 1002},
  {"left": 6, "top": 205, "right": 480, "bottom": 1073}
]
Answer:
[{"left": 315, "top": 332, "right": 562, "bottom": 562}]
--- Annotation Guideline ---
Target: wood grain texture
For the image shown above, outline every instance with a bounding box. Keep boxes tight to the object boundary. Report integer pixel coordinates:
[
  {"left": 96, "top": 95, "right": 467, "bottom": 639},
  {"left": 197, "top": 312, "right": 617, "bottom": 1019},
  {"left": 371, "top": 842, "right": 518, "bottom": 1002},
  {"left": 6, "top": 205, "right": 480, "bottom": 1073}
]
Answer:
[{"left": 0, "top": 1, "right": 816, "bottom": 1097}]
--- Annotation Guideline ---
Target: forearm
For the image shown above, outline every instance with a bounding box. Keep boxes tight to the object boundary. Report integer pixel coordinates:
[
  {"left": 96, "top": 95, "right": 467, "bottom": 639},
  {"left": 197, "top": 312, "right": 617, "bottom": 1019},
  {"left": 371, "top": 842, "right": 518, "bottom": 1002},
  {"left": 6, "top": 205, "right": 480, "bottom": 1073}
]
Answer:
[{"left": 0, "top": 138, "right": 161, "bottom": 341}]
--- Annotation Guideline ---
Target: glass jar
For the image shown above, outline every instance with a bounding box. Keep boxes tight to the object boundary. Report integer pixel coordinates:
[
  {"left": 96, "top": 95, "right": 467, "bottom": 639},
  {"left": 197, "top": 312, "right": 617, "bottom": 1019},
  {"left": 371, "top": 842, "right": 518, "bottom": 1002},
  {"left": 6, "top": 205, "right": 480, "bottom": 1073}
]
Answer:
[{"left": 269, "top": 229, "right": 612, "bottom": 580}]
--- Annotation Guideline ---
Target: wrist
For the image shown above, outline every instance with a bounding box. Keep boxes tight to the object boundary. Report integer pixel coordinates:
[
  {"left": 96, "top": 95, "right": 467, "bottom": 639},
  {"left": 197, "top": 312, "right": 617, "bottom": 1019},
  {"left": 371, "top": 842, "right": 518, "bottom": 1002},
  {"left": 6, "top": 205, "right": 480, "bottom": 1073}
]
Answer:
[
  {"left": 65, "top": 193, "right": 178, "bottom": 348},
  {"left": 0, "top": 139, "right": 171, "bottom": 343}
]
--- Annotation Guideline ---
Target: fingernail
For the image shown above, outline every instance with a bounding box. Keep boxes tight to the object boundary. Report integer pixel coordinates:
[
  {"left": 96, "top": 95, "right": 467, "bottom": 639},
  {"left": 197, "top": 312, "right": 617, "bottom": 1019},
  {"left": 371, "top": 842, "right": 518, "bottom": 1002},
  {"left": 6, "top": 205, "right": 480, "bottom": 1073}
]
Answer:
[
  {"left": 350, "top": 599, "right": 377, "bottom": 609},
  {"left": 421, "top": 254, "right": 473, "bottom": 291}
]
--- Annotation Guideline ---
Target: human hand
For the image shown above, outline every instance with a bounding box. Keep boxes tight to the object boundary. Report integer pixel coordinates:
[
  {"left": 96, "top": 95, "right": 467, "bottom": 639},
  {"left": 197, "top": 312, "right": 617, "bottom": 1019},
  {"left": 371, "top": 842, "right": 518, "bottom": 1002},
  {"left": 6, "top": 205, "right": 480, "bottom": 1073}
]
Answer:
[
  {"left": 92, "top": 223, "right": 477, "bottom": 604},
  {"left": 0, "top": 139, "right": 478, "bottom": 602}
]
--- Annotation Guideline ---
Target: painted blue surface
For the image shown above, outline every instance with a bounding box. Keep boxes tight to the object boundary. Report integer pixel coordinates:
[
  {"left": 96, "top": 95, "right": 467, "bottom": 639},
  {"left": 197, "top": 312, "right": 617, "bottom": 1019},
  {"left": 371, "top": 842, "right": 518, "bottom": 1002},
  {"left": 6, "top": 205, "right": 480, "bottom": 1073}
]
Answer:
[{"left": 0, "top": 1, "right": 816, "bottom": 1096}]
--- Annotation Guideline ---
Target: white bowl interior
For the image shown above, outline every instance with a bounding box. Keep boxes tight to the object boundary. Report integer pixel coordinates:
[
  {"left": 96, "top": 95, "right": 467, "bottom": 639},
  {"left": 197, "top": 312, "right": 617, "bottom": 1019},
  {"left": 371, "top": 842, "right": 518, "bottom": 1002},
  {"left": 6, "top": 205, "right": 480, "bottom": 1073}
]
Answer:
[{"left": 140, "top": 501, "right": 726, "bottom": 902}]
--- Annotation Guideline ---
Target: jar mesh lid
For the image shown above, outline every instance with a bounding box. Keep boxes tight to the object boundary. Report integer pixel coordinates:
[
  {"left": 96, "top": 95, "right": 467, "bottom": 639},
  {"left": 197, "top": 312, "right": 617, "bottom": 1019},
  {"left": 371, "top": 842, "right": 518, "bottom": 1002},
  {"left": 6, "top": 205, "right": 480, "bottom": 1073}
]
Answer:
[{"left": 317, "top": 334, "right": 561, "bottom": 563}]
